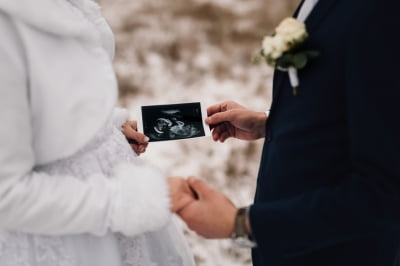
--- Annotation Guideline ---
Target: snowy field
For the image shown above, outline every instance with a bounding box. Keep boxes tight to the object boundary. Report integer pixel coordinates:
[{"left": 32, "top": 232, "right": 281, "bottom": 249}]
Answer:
[{"left": 98, "top": 0, "right": 299, "bottom": 265}]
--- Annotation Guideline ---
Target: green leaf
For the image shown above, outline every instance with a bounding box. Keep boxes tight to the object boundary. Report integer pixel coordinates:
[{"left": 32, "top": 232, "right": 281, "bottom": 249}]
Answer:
[
  {"left": 276, "top": 54, "right": 293, "bottom": 69},
  {"left": 304, "top": 50, "right": 320, "bottom": 58},
  {"left": 265, "top": 57, "right": 275, "bottom": 67},
  {"left": 292, "top": 53, "right": 308, "bottom": 69}
]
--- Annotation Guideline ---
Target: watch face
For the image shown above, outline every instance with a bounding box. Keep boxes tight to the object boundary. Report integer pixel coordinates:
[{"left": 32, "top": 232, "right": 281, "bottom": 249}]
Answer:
[{"left": 232, "top": 237, "right": 257, "bottom": 248}]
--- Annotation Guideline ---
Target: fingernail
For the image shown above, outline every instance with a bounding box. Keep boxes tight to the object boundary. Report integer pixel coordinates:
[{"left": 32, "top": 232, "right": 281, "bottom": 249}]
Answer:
[{"left": 144, "top": 137, "right": 150, "bottom": 142}]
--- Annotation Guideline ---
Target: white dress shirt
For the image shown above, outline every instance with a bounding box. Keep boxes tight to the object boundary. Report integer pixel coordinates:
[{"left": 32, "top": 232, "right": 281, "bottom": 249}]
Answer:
[{"left": 297, "top": 0, "right": 319, "bottom": 22}]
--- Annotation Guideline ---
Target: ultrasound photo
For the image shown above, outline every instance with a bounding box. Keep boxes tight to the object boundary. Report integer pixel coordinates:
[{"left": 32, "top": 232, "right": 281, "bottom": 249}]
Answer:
[{"left": 138, "top": 102, "right": 210, "bottom": 142}]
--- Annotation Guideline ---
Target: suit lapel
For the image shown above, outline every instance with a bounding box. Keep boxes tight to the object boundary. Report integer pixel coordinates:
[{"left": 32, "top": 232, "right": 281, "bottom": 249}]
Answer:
[{"left": 269, "top": 0, "right": 339, "bottom": 110}]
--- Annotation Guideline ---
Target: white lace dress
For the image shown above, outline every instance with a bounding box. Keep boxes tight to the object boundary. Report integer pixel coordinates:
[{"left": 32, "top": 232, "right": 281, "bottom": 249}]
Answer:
[{"left": 0, "top": 123, "right": 195, "bottom": 266}]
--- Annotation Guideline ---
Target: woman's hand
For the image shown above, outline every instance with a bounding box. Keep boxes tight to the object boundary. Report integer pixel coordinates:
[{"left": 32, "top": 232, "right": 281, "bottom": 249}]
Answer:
[
  {"left": 121, "top": 120, "right": 149, "bottom": 155},
  {"left": 168, "top": 177, "right": 197, "bottom": 213},
  {"left": 206, "top": 101, "right": 267, "bottom": 142}
]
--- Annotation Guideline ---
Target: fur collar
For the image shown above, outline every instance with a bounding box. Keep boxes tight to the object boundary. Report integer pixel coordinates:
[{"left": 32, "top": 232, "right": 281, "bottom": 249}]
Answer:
[{"left": 0, "top": 0, "right": 102, "bottom": 39}]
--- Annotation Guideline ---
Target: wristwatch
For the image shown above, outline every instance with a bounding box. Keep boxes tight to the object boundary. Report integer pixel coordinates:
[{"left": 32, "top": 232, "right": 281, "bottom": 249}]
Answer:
[{"left": 231, "top": 207, "right": 257, "bottom": 248}]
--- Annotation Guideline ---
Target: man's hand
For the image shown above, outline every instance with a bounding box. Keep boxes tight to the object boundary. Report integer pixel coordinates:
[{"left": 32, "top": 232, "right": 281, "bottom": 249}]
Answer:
[
  {"left": 121, "top": 120, "right": 149, "bottom": 155},
  {"left": 206, "top": 101, "right": 267, "bottom": 142},
  {"left": 177, "top": 177, "right": 237, "bottom": 239},
  {"left": 168, "top": 177, "right": 197, "bottom": 213}
]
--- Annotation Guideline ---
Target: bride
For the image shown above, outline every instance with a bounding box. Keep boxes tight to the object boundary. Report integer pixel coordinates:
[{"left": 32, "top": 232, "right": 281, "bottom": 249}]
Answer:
[{"left": 0, "top": 0, "right": 195, "bottom": 265}]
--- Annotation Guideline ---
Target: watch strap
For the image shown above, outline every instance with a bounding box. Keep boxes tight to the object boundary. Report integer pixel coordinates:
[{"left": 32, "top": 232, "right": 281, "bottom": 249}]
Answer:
[{"left": 231, "top": 207, "right": 257, "bottom": 248}]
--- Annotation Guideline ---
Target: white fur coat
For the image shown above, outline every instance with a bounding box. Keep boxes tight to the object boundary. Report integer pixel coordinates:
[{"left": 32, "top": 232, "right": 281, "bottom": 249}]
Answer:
[{"left": 0, "top": 0, "right": 171, "bottom": 237}]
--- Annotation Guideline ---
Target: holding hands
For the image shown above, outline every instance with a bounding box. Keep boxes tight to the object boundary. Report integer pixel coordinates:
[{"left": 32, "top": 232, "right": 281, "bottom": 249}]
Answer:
[{"left": 168, "top": 177, "right": 238, "bottom": 239}]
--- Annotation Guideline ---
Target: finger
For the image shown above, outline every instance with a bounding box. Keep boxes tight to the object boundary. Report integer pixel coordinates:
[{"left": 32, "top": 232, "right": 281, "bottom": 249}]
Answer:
[
  {"left": 205, "top": 110, "right": 236, "bottom": 126},
  {"left": 187, "top": 177, "right": 214, "bottom": 199},
  {"left": 130, "top": 144, "right": 142, "bottom": 154},
  {"left": 138, "top": 145, "right": 147, "bottom": 154},
  {"left": 168, "top": 179, "right": 196, "bottom": 212},
  {"left": 176, "top": 203, "right": 194, "bottom": 224},
  {"left": 219, "top": 131, "right": 231, "bottom": 143},
  {"left": 212, "top": 123, "right": 231, "bottom": 141},
  {"left": 211, "top": 124, "right": 227, "bottom": 141},
  {"left": 130, "top": 142, "right": 147, "bottom": 153},
  {"left": 211, "top": 128, "right": 220, "bottom": 141},
  {"left": 123, "top": 121, "right": 149, "bottom": 143},
  {"left": 138, "top": 143, "right": 148, "bottom": 150},
  {"left": 207, "top": 103, "right": 224, "bottom": 117},
  {"left": 139, "top": 148, "right": 147, "bottom": 154},
  {"left": 176, "top": 200, "right": 199, "bottom": 224},
  {"left": 122, "top": 120, "right": 137, "bottom": 133},
  {"left": 126, "top": 131, "right": 149, "bottom": 144},
  {"left": 127, "top": 120, "right": 138, "bottom": 129},
  {"left": 172, "top": 193, "right": 197, "bottom": 213}
]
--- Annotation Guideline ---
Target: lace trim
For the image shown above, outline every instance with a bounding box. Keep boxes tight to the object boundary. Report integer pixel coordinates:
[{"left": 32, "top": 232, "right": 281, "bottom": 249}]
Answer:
[
  {"left": 116, "top": 233, "right": 185, "bottom": 266},
  {"left": 0, "top": 231, "right": 80, "bottom": 266},
  {"left": 117, "top": 234, "right": 150, "bottom": 266},
  {"left": 34, "top": 236, "right": 78, "bottom": 266}
]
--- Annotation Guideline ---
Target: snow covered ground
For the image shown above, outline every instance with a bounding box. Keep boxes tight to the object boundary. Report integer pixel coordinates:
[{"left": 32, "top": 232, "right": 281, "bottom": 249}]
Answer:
[{"left": 98, "top": 0, "right": 299, "bottom": 264}]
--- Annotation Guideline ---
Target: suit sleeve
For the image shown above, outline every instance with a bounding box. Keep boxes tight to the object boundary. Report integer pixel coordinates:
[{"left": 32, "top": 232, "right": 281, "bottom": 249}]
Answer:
[
  {"left": 249, "top": 1, "right": 400, "bottom": 257},
  {"left": 0, "top": 12, "right": 171, "bottom": 237}
]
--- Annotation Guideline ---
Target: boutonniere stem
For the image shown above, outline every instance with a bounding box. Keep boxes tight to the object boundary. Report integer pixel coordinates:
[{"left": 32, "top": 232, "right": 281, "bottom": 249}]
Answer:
[
  {"left": 252, "top": 17, "right": 319, "bottom": 95},
  {"left": 288, "top": 67, "right": 299, "bottom": 95}
]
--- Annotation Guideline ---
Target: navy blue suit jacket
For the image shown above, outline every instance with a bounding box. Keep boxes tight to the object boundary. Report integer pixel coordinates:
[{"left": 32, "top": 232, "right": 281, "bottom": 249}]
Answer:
[{"left": 249, "top": 0, "right": 400, "bottom": 265}]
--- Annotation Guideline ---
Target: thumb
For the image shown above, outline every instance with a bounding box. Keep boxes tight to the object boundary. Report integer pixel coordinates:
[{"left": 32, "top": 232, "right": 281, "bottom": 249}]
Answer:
[
  {"left": 187, "top": 177, "right": 214, "bottom": 200},
  {"left": 205, "top": 110, "right": 235, "bottom": 126},
  {"left": 123, "top": 121, "right": 150, "bottom": 143}
]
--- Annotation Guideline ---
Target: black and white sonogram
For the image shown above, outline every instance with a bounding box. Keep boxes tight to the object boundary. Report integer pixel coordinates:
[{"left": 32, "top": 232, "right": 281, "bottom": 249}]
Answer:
[{"left": 138, "top": 102, "right": 210, "bottom": 142}]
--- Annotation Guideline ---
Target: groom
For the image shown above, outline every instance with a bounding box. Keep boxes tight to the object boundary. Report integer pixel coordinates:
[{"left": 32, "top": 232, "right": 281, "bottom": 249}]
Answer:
[{"left": 176, "top": 0, "right": 400, "bottom": 265}]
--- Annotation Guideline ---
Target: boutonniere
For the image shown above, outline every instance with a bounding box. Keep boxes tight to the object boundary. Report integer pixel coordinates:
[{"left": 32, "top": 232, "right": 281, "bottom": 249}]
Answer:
[{"left": 253, "top": 17, "right": 319, "bottom": 95}]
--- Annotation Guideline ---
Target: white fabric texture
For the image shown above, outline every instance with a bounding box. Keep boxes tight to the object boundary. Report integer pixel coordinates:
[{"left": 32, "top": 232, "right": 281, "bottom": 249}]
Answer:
[
  {"left": 112, "top": 108, "right": 130, "bottom": 129},
  {"left": 0, "top": 0, "right": 195, "bottom": 264},
  {"left": 296, "top": 0, "right": 319, "bottom": 22}
]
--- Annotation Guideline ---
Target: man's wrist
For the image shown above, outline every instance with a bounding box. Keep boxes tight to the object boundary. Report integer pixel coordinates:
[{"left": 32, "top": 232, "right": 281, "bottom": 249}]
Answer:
[{"left": 231, "top": 206, "right": 257, "bottom": 248}]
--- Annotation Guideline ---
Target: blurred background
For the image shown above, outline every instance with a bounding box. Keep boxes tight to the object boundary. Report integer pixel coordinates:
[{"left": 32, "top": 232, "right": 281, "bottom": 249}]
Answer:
[{"left": 97, "top": 0, "right": 299, "bottom": 265}]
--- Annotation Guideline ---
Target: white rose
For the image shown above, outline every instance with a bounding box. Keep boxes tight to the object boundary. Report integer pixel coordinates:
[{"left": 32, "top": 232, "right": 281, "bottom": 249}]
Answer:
[
  {"left": 262, "top": 35, "right": 290, "bottom": 60},
  {"left": 275, "top": 17, "right": 307, "bottom": 43},
  {"left": 269, "top": 35, "right": 289, "bottom": 59},
  {"left": 262, "top": 36, "right": 274, "bottom": 55}
]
